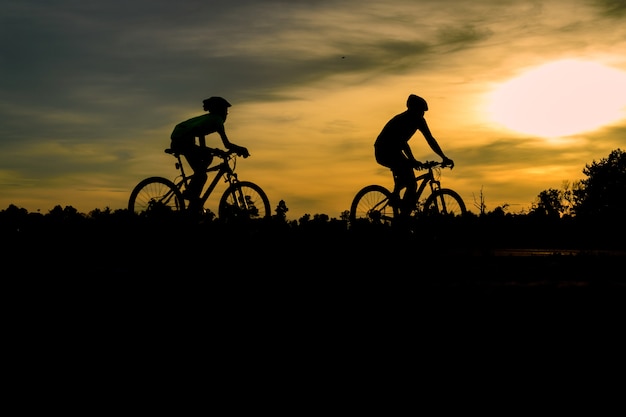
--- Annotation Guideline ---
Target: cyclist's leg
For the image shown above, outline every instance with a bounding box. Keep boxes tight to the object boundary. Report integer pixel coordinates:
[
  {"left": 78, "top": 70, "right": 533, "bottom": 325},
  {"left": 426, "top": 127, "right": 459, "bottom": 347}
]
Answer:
[
  {"left": 182, "top": 146, "right": 211, "bottom": 201},
  {"left": 376, "top": 150, "right": 403, "bottom": 206},
  {"left": 393, "top": 162, "right": 416, "bottom": 216}
]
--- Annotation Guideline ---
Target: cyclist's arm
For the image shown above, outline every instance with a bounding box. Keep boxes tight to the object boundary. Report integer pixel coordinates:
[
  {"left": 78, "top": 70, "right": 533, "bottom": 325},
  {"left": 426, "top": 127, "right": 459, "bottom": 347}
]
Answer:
[
  {"left": 420, "top": 120, "right": 453, "bottom": 166},
  {"left": 215, "top": 125, "right": 233, "bottom": 148},
  {"left": 402, "top": 142, "right": 419, "bottom": 164},
  {"left": 419, "top": 121, "right": 444, "bottom": 157},
  {"left": 216, "top": 125, "right": 249, "bottom": 157}
]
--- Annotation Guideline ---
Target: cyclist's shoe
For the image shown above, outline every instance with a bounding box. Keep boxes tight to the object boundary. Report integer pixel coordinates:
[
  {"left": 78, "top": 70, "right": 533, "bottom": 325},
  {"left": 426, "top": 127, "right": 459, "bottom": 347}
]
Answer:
[
  {"left": 388, "top": 193, "right": 401, "bottom": 207},
  {"left": 181, "top": 189, "right": 196, "bottom": 200},
  {"left": 186, "top": 196, "right": 200, "bottom": 208},
  {"left": 391, "top": 212, "right": 412, "bottom": 231}
]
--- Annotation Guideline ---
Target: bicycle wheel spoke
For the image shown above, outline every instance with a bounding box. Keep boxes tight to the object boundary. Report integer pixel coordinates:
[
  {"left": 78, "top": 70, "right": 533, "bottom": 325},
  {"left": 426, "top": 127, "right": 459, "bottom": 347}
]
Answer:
[
  {"left": 423, "top": 189, "right": 466, "bottom": 217},
  {"left": 218, "top": 181, "right": 270, "bottom": 222},
  {"left": 128, "top": 177, "right": 184, "bottom": 215},
  {"left": 350, "top": 185, "right": 396, "bottom": 226}
]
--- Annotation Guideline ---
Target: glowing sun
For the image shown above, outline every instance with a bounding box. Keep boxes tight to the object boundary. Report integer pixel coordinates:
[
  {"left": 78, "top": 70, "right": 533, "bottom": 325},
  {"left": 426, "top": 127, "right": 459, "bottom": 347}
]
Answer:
[{"left": 487, "top": 59, "right": 626, "bottom": 138}]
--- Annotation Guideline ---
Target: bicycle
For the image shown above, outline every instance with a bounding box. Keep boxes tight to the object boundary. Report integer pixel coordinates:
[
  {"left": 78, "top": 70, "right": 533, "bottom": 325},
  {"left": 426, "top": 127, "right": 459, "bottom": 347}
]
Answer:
[
  {"left": 128, "top": 147, "right": 271, "bottom": 221},
  {"left": 349, "top": 160, "right": 466, "bottom": 226}
]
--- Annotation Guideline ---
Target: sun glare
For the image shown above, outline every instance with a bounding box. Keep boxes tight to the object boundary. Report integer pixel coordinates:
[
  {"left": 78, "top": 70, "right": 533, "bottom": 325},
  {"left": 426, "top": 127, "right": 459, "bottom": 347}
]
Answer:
[{"left": 487, "top": 59, "right": 626, "bottom": 138}]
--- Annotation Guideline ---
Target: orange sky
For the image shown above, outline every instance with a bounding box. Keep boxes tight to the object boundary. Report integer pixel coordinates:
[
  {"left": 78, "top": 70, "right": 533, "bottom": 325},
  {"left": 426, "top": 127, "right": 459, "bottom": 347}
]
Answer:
[{"left": 1, "top": 0, "right": 625, "bottom": 219}]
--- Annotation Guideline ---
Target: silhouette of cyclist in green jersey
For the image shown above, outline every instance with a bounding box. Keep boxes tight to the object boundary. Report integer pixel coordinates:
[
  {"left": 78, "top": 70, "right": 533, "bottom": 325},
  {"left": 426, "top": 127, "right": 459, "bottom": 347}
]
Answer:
[{"left": 170, "top": 96, "right": 249, "bottom": 210}]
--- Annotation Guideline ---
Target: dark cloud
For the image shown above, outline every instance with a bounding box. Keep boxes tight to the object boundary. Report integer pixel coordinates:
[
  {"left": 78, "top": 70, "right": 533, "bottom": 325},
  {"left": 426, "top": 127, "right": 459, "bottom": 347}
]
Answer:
[
  {"left": 436, "top": 25, "right": 494, "bottom": 51},
  {"left": 590, "top": 0, "right": 626, "bottom": 17},
  {"left": 456, "top": 137, "right": 555, "bottom": 166}
]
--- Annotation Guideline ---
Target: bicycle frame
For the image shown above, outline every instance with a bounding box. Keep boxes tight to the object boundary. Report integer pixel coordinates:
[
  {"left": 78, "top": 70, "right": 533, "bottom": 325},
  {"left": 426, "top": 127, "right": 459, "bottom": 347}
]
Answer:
[
  {"left": 370, "top": 166, "right": 442, "bottom": 213},
  {"left": 414, "top": 168, "right": 440, "bottom": 207},
  {"left": 169, "top": 150, "right": 238, "bottom": 208},
  {"left": 349, "top": 159, "right": 466, "bottom": 225},
  {"left": 369, "top": 166, "right": 440, "bottom": 216},
  {"left": 129, "top": 148, "right": 270, "bottom": 219}
]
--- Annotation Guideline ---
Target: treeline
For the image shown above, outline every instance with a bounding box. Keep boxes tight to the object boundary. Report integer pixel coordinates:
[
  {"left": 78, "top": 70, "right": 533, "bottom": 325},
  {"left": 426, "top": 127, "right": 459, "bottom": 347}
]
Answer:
[
  {"left": 1, "top": 201, "right": 624, "bottom": 251},
  {"left": 1, "top": 148, "right": 624, "bottom": 251}
]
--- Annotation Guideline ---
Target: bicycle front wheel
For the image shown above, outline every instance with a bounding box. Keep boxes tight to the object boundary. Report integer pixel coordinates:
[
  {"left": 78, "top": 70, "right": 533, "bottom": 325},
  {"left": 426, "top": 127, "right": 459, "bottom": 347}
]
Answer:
[
  {"left": 218, "top": 181, "right": 271, "bottom": 222},
  {"left": 349, "top": 185, "right": 397, "bottom": 226},
  {"left": 423, "top": 189, "right": 466, "bottom": 217},
  {"left": 128, "top": 176, "right": 185, "bottom": 215}
]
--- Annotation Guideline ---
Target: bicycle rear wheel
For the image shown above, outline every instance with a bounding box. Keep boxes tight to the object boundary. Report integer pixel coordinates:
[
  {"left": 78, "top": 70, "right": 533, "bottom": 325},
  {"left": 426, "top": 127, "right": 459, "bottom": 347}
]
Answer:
[
  {"left": 423, "top": 189, "right": 466, "bottom": 217},
  {"left": 349, "top": 185, "right": 397, "bottom": 226},
  {"left": 128, "top": 176, "right": 185, "bottom": 215},
  {"left": 218, "top": 181, "right": 271, "bottom": 222}
]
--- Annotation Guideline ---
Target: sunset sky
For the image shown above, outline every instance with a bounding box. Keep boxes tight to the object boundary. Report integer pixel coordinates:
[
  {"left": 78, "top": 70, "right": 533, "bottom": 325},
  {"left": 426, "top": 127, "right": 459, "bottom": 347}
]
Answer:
[{"left": 2, "top": 0, "right": 626, "bottom": 220}]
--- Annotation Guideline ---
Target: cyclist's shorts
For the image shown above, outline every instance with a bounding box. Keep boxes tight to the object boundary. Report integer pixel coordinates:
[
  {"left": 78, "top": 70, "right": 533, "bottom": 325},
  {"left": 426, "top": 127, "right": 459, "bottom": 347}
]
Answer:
[{"left": 375, "top": 150, "right": 413, "bottom": 183}]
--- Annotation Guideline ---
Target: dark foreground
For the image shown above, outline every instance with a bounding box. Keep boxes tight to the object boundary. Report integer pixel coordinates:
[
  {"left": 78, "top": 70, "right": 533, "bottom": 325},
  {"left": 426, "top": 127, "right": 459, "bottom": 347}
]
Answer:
[
  {"left": 6, "top": 222, "right": 624, "bottom": 405},
  {"left": 8, "top": 219, "right": 624, "bottom": 302}
]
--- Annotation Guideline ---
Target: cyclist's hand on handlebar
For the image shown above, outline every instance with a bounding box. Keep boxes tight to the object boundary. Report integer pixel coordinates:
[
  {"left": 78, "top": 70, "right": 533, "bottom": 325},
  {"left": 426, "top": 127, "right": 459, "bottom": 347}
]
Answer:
[
  {"left": 230, "top": 145, "right": 250, "bottom": 158},
  {"left": 210, "top": 148, "right": 228, "bottom": 158},
  {"left": 442, "top": 157, "right": 454, "bottom": 169},
  {"left": 413, "top": 160, "right": 425, "bottom": 170}
]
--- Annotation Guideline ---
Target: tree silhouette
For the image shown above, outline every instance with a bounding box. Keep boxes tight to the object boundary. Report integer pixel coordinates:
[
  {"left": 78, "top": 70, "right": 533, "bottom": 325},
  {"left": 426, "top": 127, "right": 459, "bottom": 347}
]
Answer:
[
  {"left": 573, "top": 148, "right": 626, "bottom": 219},
  {"left": 274, "top": 200, "right": 289, "bottom": 222},
  {"left": 530, "top": 188, "right": 564, "bottom": 218}
]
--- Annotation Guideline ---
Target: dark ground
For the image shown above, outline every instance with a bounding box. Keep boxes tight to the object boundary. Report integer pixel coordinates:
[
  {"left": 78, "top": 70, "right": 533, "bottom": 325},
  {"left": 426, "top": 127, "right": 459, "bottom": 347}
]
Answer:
[
  {"left": 5, "top": 224, "right": 624, "bottom": 407},
  {"left": 8, "top": 220, "right": 624, "bottom": 305},
  {"left": 5, "top": 211, "right": 624, "bottom": 333},
  {"left": 4, "top": 212, "right": 624, "bottom": 410}
]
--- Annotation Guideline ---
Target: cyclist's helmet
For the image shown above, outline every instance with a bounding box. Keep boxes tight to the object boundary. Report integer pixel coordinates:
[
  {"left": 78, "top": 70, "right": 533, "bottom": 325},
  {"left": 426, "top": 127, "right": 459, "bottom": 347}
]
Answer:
[
  {"left": 203, "top": 96, "right": 232, "bottom": 113},
  {"left": 407, "top": 94, "right": 428, "bottom": 111}
]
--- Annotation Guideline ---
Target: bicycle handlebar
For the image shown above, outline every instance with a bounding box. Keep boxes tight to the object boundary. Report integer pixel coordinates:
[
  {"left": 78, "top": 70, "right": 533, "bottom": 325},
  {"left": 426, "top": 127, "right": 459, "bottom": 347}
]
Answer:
[
  {"left": 417, "top": 160, "right": 454, "bottom": 170},
  {"left": 210, "top": 147, "right": 250, "bottom": 159},
  {"left": 207, "top": 147, "right": 230, "bottom": 159},
  {"left": 165, "top": 147, "right": 239, "bottom": 160}
]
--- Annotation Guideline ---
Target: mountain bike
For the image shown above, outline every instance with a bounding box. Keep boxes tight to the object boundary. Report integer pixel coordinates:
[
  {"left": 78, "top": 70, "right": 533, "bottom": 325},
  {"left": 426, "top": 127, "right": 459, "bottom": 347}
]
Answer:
[
  {"left": 128, "top": 148, "right": 271, "bottom": 221},
  {"left": 350, "top": 160, "right": 466, "bottom": 226}
]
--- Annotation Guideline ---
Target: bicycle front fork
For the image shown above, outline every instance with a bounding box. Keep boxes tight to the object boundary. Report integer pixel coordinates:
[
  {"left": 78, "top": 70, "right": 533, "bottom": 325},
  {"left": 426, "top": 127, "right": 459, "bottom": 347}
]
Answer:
[{"left": 429, "top": 180, "right": 441, "bottom": 194}]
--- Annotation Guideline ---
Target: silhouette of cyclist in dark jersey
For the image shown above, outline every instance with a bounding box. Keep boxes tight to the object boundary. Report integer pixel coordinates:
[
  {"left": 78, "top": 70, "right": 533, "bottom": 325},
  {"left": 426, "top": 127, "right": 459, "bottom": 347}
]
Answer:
[
  {"left": 170, "top": 97, "right": 249, "bottom": 210},
  {"left": 374, "top": 94, "right": 454, "bottom": 216}
]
